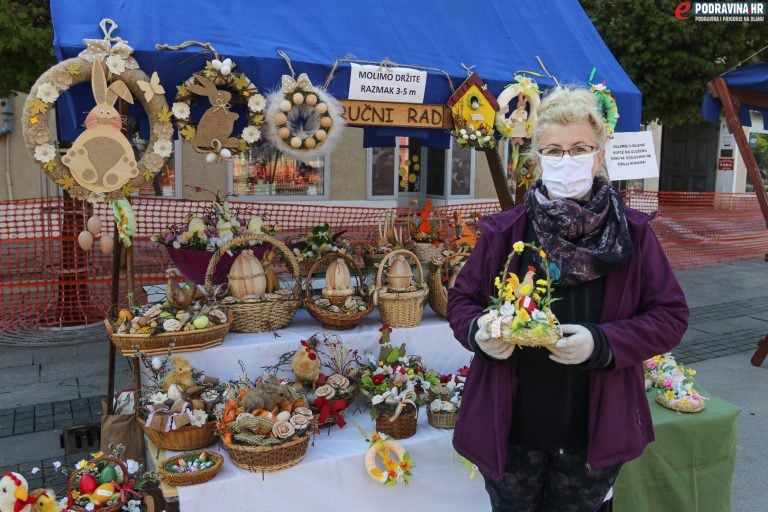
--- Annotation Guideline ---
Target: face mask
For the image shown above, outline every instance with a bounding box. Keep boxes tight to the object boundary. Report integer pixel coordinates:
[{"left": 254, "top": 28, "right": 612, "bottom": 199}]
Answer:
[{"left": 540, "top": 153, "right": 595, "bottom": 199}]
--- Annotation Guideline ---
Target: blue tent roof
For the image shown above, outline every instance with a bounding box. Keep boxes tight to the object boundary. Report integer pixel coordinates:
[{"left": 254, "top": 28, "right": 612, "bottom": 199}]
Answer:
[
  {"left": 50, "top": 0, "right": 642, "bottom": 142},
  {"left": 701, "top": 63, "right": 768, "bottom": 128}
]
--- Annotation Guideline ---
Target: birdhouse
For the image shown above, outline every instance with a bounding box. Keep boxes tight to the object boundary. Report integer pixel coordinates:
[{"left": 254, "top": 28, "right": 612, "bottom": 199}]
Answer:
[
  {"left": 387, "top": 255, "right": 413, "bottom": 292},
  {"left": 228, "top": 249, "right": 267, "bottom": 298},
  {"left": 446, "top": 73, "right": 499, "bottom": 134},
  {"left": 322, "top": 257, "right": 354, "bottom": 299}
]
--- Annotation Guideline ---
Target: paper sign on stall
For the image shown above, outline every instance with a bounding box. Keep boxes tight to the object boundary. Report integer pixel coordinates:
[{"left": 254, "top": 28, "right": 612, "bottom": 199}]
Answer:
[
  {"left": 605, "top": 131, "right": 659, "bottom": 181},
  {"left": 348, "top": 63, "right": 427, "bottom": 104}
]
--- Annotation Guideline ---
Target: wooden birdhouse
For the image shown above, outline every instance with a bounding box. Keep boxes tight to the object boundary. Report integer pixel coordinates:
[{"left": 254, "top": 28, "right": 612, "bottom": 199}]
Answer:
[{"left": 446, "top": 73, "right": 499, "bottom": 133}]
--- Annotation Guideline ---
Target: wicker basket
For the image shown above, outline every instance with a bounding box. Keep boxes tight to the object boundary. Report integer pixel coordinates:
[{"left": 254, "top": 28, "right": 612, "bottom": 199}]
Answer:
[
  {"left": 427, "top": 253, "right": 468, "bottom": 318},
  {"left": 500, "top": 323, "right": 560, "bottom": 349},
  {"left": 206, "top": 234, "right": 302, "bottom": 333},
  {"left": 427, "top": 408, "right": 458, "bottom": 429},
  {"left": 104, "top": 311, "right": 232, "bottom": 357},
  {"left": 375, "top": 404, "right": 418, "bottom": 439},
  {"left": 375, "top": 249, "right": 429, "bottom": 328},
  {"left": 305, "top": 252, "right": 373, "bottom": 330},
  {"left": 157, "top": 450, "right": 224, "bottom": 486},
  {"left": 655, "top": 392, "right": 706, "bottom": 413},
  {"left": 66, "top": 456, "right": 130, "bottom": 512},
  {"left": 138, "top": 416, "right": 218, "bottom": 451},
  {"left": 362, "top": 250, "right": 388, "bottom": 272},
  {"left": 411, "top": 241, "right": 444, "bottom": 263},
  {"left": 223, "top": 430, "right": 312, "bottom": 472}
]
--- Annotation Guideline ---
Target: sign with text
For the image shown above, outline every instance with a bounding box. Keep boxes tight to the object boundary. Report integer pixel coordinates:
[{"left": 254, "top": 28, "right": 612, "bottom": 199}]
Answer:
[
  {"left": 717, "top": 158, "right": 735, "bottom": 171},
  {"left": 339, "top": 99, "right": 452, "bottom": 129},
  {"left": 605, "top": 131, "right": 659, "bottom": 181},
  {"left": 348, "top": 63, "right": 427, "bottom": 104}
]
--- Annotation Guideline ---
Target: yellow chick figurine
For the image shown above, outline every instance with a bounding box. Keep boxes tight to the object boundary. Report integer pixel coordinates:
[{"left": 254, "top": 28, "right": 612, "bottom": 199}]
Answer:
[
  {"left": 30, "top": 489, "right": 59, "bottom": 512},
  {"left": 291, "top": 340, "right": 321, "bottom": 387}
]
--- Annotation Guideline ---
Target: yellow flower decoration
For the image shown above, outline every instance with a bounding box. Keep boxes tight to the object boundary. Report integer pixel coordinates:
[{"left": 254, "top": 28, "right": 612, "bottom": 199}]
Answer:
[
  {"left": 179, "top": 124, "right": 196, "bottom": 141},
  {"left": 55, "top": 174, "right": 75, "bottom": 189},
  {"left": 28, "top": 98, "right": 48, "bottom": 115},
  {"left": 176, "top": 84, "right": 188, "bottom": 97},
  {"left": 65, "top": 63, "right": 80, "bottom": 75},
  {"left": 157, "top": 105, "right": 172, "bottom": 123},
  {"left": 512, "top": 241, "right": 525, "bottom": 253}
]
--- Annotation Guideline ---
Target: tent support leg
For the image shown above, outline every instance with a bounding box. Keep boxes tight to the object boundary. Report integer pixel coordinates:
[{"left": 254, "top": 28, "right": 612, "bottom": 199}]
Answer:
[{"left": 483, "top": 147, "right": 514, "bottom": 209}]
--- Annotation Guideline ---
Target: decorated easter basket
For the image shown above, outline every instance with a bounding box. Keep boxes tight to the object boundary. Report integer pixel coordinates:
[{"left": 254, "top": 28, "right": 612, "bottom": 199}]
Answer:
[
  {"left": 374, "top": 403, "right": 418, "bottom": 440},
  {"left": 411, "top": 241, "right": 445, "bottom": 263},
  {"left": 223, "top": 428, "right": 312, "bottom": 472},
  {"left": 654, "top": 393, "right": 706, "bottom": 413},
  {"left": 427, "top": 252, "right": 468, "bottom": 318},
  {"left": 104, "top": 310, "right": 232, "bottom": 357},
  {"left": 427, "top": 407, "right": 458, "bottom": 429},
  {"left": 157, "top": 450, "right": 224, "bottom": 486},
  {"left": 374, "top": 249, "right": 429, "bottom": 328},
  {"left": 206, "top": 234, "right": 302, "bottom": 333},
  {"left": 305, "top": 252, "right": 373, "bottom": 330},
  {"left": 310, "top": 377, "right": 360, "bottom": 428},
  {"left": 137, "top": 416, "right": 218, "bottom": 451},
  {"left": 66, "top": 456, "right": 133, "bottom": 512}
]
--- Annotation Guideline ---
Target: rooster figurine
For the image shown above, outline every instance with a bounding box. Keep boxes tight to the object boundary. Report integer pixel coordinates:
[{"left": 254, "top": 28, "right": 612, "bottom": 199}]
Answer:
[
  {"left": 292, "top": 340, "right": 321, "bottom": 387},
  {"left": 0, "top": 472, "right": 35, "bottom": 512},
  {"left": 507, "top": 266, "right": 536, "bottom": 300},
  {"left": 165, "top": 268, "right": 200, "bottom": 310}
]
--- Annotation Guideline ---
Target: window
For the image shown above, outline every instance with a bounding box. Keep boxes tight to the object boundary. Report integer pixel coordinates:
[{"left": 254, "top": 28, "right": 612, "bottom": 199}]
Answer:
[
  {"left": 230, "top": 141, "right": 329, "bottom": 199},
  {"left": 135, "top": 138, "right": 182, "bottom": 198},
  {"left": 450, "top": 144, "right": 473, "bottom": 197}
]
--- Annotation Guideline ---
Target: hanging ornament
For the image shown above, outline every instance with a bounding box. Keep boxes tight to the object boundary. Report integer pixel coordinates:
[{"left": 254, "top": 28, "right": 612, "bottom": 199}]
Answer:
[{"left": 588, "top": 68, "right": 619, "bottom": 135}]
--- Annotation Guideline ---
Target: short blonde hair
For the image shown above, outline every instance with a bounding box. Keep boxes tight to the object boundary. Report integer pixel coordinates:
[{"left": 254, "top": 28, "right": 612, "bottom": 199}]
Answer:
[{"left": 528, "top": 87, "right": 609, "bottom": 163}]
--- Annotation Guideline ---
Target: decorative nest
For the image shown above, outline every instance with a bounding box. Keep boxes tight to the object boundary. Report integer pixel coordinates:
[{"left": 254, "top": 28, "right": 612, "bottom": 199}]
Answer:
[
  {"left": 374, "top": 249, "right": 429, "bottom": 328},
  {"left": 305, "top": 252, "right": 373, "bottom": 330},
  {"left": 655, "top": 392, "right": 706, "bottom": 413},
  {"left": 427, "top": 252, "right": 468, "bottom": 318},
  {"left": 206, "top": 233, "right": 302, "bottom": 332},
  {"left": 500, "top": 323, "right": 561, "bottom": 349},
  {"left": 158, "top": 450, "right": 224, "bottom": 486}
]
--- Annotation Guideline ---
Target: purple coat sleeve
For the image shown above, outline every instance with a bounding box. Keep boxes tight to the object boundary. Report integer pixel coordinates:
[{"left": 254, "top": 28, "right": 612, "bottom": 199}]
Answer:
[{"left": 599, "top": 221, "right": 689, "bottom": 370}]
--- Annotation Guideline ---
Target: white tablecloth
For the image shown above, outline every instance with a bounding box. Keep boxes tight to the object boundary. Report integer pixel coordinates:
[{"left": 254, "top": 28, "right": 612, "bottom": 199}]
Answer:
[{"left": 171, "top": 308, "right": 490, "bottom": 512}]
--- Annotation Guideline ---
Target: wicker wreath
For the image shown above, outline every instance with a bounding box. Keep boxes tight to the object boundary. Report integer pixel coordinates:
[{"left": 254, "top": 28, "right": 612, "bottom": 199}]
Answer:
[
  {"left": 22, "top": 21, "right": 171, "bottom": 202},
  {"left": 264, "top": 72, "right": 344, "bottom": 162},
  {"left": 170, "top": 54, "right": 266, "bottom": 160}
]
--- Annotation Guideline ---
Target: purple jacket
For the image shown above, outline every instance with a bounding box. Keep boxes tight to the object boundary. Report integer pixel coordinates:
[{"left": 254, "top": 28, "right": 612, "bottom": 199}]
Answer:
[{"left": 446, "top": 205, "right": 689, "bottom": 480}]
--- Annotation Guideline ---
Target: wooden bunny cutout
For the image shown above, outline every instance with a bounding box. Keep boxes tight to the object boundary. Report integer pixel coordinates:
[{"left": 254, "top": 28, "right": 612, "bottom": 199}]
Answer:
[
  {"left": 62, "top": 60, "right": 138, "bottom": 193},
  {"left": 187, "top": 74, "right": 240, "bottom": 151}
]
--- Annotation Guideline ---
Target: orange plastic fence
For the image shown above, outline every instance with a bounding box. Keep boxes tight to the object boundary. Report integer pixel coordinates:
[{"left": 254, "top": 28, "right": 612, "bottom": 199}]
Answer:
[{"left": 0, "top": 193, "right": 765, "bottom": 330}]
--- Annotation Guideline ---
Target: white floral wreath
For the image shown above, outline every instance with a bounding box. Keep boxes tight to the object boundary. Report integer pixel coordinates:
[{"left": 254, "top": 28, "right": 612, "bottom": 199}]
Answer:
[
  {"left": 264, "top": 73, "right": 344, "bottom": 162},
  {"left": 171, "top": 56, "right": 266, "bottom": 161},
  {"left": 22, "top": 21, "right": 172, "bottom": 202}
]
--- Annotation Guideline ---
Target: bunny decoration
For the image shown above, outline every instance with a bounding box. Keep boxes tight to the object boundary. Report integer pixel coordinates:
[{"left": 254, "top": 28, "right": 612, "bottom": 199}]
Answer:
[
  {"left": 187, "top": 74, "right": 241, "bottom": 156},
  {"left": 61, "top": 60, "right": 139, "bottom": 193}
]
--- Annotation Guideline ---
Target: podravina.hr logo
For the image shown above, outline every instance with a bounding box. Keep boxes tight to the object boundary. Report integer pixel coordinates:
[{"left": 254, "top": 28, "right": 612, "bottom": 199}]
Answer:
[{"left": 675, "top": 1, "right": 766, "bottom": 21}]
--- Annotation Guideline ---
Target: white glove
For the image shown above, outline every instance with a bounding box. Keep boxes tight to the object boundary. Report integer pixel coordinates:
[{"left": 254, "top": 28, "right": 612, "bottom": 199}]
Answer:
[
  {"left": 549, "top": 324, "right": 595, "bottom": 365},
  {"left": 474, "top": 322, "right": 515, "bottom": 360}
]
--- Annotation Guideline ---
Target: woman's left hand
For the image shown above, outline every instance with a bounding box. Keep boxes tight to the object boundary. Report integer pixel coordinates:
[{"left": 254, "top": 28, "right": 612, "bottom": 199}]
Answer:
[{"left": 549, "top": 324, "right": 594, "bottom": 365}]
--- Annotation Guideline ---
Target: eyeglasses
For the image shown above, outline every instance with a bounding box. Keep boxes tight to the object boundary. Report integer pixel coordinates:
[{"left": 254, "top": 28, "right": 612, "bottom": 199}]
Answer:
[{"left": 538, "top": 144, "right": 597, "bottom": 163}]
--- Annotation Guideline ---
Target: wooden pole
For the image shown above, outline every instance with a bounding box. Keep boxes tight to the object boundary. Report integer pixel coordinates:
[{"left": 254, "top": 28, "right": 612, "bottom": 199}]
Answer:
[
  {"left": 483, "top": 146, "right": 515, "bottom": 209},
  {"left": 106, "top": 222, "right": 121, "bottom": 416}
]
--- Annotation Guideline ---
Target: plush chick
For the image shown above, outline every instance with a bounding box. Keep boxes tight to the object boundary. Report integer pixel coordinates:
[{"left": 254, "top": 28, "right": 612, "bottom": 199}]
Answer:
[
  {"left": 30, "top": 489, "right": 58, "bottom": 512},
  {"left": 0, "top": 472, "right": 35, "bottom": 512},
  {"left": 162, "top": 355, "right": 196, "bottom": 392},
  {"left": 291, "top": 340, "right": 321, "bottom": 386}
]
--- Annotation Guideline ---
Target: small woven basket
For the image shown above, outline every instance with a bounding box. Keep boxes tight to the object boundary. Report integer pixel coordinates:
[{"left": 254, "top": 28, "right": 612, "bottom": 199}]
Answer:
[
  {"left": 655, "top": 393, "right": 706, "bottom": 413},
  {"left": 206, "top": 234, "right": 302, "bottom": 333},
  {"left": 223, "top": 430, "right": 312, "bottom": 472},
  {"left": 305, "top": 252, "right": 373, "bottom": 330},
  {"left": 362, "top": 250, "right": 388, "bottom": 271},
  {"left": 375, "top": 249, "right": 429, "bottom": 328},
  {"left": 427, "top": 253, "right": 468, "bottom": 318},
  {"left": 500, "top": 325, "right": 561, "bottom": 349},
  {"left": 157, "top": 451, "right": 224, "bottom": 486},
  {"left": 411, "top": 241, "right": 444, "bottom": 263},
  {"left": 375, "top": 404, "right": 418, "bottom": 439},
  {"left": 66, "top": 456, "right": 130, "bottom": 512},
  {"left": 104, "top": 311, "right": 231, "bottom": 357},
  {"left": 138, "top": 416, "right": 217, "bottom": 451},
  {"left": 427, "top": 408, "right": 459, "bottom": 429}
]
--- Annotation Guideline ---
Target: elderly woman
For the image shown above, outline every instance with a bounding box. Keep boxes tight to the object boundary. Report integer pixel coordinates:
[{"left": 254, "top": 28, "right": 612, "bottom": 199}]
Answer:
[{"left": 447, "top": 88, "right": 688, "bottom": 512}]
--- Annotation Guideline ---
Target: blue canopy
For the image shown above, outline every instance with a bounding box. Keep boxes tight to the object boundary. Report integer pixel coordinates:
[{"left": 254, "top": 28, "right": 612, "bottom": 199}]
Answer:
[
  {"left": 51, "top": 0, "right": 642, "bottom": 143},
  {"left": 701, "top": 63, "right": 768, "bottom": 128}
]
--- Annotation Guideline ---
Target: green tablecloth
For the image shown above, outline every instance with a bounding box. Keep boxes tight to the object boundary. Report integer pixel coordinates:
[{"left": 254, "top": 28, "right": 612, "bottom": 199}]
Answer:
[{"left": 614, "top": 388, "right": 741, "bottom": 512}]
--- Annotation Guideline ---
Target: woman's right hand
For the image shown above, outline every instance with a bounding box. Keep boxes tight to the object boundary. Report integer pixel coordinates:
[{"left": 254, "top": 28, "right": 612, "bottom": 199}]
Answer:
[{"left": 475, "top": 324, "right": 515, "bottom": 360}]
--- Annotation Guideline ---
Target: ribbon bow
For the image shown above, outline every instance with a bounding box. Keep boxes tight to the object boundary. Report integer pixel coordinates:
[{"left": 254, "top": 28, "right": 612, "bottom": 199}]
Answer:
[
  {"left": 112, "top": 479, "right": 142, "bottom": 504},
  {"left": 385, "top": 390, "right": 418, "bottom": 422},
  {"left": 281, "top": 72, "right": 313, "bottom": 93},
  {"left": 77, "top": 18, "right": 138, "bottom": 69},
  {"left": 313, "top": 397, "right": 348, "bottom": 428},
  {"left": 478, "top": 310, "right": 512, "bottom": 339}
]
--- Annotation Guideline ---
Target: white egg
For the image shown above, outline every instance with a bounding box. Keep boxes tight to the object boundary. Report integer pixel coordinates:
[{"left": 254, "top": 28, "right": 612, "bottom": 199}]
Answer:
[
  {"left": 222, "top": 58, "right": 232, "bottom": 68},
  {"left": 99, "top": 235, "right": 114, "bottom": 254},
  {"left": 151, "top": 357, "right": 162, "bottom": 371},
  {"left": 315, "top": 129, "right": 327, "bottom": 142},
  {"left": 315, "top": 102, "right": 328, "bottom": 114},
  {"left": 167, "top": 384, "right": 184, "bottom": 401},
  {"left": 219, "top": 148, "right": 232, "bottom": 159},
  {"left": 279, "top": 100, "right": 292, "bottom": 112},
  {"left": 290, "top": 136, "right": 302, "bottom": 149},
  {"left": 78, "top": 230, "right": 93, "bottom": 251},
  {"left": 205, "top": 152, "right": 218, "bottom": 163},
  {"left": 86, "top": 216, "right": 101, "bottom": 236},
  {"left": 211, "top": 59, "right": 223, "bottom": 70},
  {"left": 276, "top": 411, "right": 291, "bottom": 422},
  {"left": 220, "top": 65, "right": 231, "bottom": 76}
]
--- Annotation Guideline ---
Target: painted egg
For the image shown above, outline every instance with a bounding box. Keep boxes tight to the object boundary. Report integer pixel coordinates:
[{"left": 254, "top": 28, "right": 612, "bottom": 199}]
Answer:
[
  {"left": 78, "top": 473, "right": 98, "bottom": 494},
  {"left": 192, "top": 315, "right": 210, "bottom": 329},
  {"left": 315, "top": 102, "right": 328, "bottom": 114},
  {"left": 92, "top": 483, "right": 115, "bottom": 504},
  {"left": 98, "top": 465, "right": 117, "bottom": 484},
  {"left": 86, "top": 216, "right": 101, "bottom": 235},
  {"left": 78, "top": 230, "right": 94, "bottom": 251},
  {"left": 274, "top": 112, "right": 287, "bottom": 125},
  {"left": 290, "top": 136, "right": 302, "bottom": 149},
  {"left": 305, "top": 94, "right": 318, "bottom": 106},
  {"left": 304, "top": 137, "right": 316, "bottom": 149},
  {"left": 315, "top": 129, "right": 327, "bottom": 142},
  {"left": 99, "top": 235, "right": 114, "bottom": 254},
  {"left": 320, "top": 116, "right": 333, "bottom": 129},
  {"left": 292, "top": 92, "right": 305, "bottom": 105},
  {"left": 278, "top": 127, "right": 291, "bottom": 140}
]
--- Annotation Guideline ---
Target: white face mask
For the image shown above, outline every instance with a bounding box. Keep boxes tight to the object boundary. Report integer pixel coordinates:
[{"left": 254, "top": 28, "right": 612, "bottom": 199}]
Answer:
[{"left": 540, "top": 153, "right": 595, "bottom": 199}]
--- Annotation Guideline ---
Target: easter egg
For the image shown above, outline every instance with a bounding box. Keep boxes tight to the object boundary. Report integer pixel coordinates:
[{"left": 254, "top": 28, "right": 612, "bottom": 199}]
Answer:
[
  {"left": 305, "top": 94, "right": 318, "bottom": 106},
  {"left": 205, "top": 152, "right": 217, "bottom": 163},
  {"left": 92, "top": 483, "right": 115, "bottom": 504},
  {"left": 98, "top": 465, "right": 117, "bottom": 484},
  {"left": 320, "top": 116, "right": 333, "bottom": 129},
  {"left": 304, "top": 137, "right": 316, "bottom": 149},
  {"left": 279, "top": 100, "right": 292, "bottom": 112},
  {"left": 290, "top": 136, "right": 302, "bottom": 149},
  {"left": 292, "top": 92, "right": 305, "bottom": 105},
  {"left": 220, "top": 148, "right": 232, "bottom": 160},
  {"left": 78, "top": 473, "right": 98, "bottom": 494},
  {"left": 274, "top": 112, "right": 287, "bottom": 125},
  {"left": 86, "top": 216, "right": 102, "bottom": 235},
  {"left": 315, "top": 129, "right": 327, "bottom": 142},
  {"left": 77, "top": 230, "right": 94, "bottom": 251},
  {"left": 278, "top": 127, "right": 291, "bottom": 140},
  {"left": 315, "top": 102, "right": 328, "bottom": 114},
  {"left": 192, "top": 315, "right": 210, "bottom": 329},
  {"left": 99, "top": 235, "right": 114, "bottom": 254}
]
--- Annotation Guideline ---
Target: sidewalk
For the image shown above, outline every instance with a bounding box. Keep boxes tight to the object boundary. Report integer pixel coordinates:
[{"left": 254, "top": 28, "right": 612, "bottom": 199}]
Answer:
[{"left": 1, "top": 258, "right": 767, "bottom": 510}]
